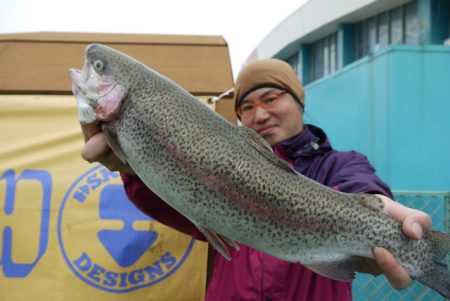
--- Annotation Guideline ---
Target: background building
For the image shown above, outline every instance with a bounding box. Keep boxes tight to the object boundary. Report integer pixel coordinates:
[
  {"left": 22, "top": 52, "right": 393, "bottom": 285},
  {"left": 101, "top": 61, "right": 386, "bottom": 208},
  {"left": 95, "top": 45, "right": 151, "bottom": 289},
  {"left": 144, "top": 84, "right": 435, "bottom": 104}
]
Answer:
[{"left": 249, "top": 0, "right": 450, "bottom": 300}]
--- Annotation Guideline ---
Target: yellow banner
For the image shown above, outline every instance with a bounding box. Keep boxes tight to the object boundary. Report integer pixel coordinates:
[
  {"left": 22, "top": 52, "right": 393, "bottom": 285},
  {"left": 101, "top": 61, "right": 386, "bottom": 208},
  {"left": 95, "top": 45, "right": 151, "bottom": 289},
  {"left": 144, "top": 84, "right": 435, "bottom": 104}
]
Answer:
[{"left": 0, "top": 95, "right": 207, "bottom": 301}]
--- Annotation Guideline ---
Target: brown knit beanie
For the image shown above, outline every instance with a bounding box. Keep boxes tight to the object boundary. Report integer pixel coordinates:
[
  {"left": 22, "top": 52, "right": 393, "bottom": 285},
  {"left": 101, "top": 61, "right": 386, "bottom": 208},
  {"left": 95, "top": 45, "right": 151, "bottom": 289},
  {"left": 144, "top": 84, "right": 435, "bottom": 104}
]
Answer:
[{"left": 234, "top": 58, "right": 305, "bottom": 112}]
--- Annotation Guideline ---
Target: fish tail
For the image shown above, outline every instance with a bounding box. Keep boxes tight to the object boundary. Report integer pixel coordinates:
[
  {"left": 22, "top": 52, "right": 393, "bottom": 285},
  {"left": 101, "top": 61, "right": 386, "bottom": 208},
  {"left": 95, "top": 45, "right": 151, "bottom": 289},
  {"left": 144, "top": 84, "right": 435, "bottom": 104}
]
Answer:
[
  {"left": 428, "top": 230, "right": 450, "bottom": 258},
  {"left": 415, "top": 231, "right": 450, "bottom": 298}
]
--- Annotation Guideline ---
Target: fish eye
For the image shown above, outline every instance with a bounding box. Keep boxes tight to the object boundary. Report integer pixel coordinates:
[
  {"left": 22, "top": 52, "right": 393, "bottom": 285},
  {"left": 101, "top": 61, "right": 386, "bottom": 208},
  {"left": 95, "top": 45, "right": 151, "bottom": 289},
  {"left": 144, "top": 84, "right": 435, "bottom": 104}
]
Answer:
[{"left": 93, "top": 60, "right": 104, "bottom": 72}]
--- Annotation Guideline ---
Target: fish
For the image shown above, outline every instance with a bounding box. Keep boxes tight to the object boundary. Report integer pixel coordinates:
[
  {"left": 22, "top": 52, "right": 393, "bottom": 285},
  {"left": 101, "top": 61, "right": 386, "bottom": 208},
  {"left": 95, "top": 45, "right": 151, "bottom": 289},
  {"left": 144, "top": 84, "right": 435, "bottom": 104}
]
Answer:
[{"left": 69, "top": 43, "right": 450, "bottom": 298}]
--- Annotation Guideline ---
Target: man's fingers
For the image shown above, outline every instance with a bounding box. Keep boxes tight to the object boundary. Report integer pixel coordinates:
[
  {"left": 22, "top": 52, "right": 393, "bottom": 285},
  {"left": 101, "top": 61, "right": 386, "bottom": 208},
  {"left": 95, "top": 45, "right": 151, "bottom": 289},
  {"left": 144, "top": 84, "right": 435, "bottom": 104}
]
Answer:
[
  {"left": 80, "top": 130, "right": 134, "bottom": 174},
  {"left": 401, "top": 214, "right": 431, "bottom": 239},
  {"left": 376, "top": 194, "right": 431, "bottom": 239},
  {"left": 81, "top": 132, "right": 110, "bottom": 162},
  {"left": 80, "top": 121, "right": 101, "bottom": 142},
  {"left": 373, "top": 247, "right": 411, "bottom": 290}
]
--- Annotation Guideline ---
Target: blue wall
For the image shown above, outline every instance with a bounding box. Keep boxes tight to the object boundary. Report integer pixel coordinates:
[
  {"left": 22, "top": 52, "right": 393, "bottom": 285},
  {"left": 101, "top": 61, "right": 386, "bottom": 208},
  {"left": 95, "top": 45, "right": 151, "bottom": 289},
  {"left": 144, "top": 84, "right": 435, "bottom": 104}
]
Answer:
[{"left": 304, "top": 45, "right": 450, "bottom": 191}]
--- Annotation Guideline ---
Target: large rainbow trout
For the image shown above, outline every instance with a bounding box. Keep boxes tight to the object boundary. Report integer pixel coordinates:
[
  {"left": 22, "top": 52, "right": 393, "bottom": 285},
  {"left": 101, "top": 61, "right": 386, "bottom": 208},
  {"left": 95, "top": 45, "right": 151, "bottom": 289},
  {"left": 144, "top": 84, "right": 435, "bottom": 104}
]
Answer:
[{"left": 70, "top": 44, "right": 450, "bottom": 298}]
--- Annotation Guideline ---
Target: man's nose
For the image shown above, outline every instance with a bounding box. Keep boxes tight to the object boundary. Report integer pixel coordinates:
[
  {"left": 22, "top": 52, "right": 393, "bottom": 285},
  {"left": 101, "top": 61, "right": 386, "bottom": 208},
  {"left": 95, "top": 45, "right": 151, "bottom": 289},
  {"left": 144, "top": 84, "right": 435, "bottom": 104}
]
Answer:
[{"left": 254, "top": 106, "right": 270, "bottom": 123}]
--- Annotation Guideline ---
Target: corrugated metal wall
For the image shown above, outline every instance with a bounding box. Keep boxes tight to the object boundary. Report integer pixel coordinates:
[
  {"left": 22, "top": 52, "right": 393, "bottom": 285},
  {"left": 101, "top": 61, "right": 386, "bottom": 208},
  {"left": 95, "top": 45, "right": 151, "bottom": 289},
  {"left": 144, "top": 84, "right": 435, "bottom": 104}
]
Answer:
[{"left": 304, "top": 45, "right": 450, "bottom": 191}]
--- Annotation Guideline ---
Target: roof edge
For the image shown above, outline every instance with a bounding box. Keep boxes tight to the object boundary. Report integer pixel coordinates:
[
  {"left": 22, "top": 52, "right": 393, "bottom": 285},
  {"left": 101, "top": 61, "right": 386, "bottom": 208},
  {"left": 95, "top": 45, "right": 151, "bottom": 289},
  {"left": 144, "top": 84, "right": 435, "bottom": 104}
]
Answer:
[{"left": 0, "top": 31, "right": 228, "bottom": 47}]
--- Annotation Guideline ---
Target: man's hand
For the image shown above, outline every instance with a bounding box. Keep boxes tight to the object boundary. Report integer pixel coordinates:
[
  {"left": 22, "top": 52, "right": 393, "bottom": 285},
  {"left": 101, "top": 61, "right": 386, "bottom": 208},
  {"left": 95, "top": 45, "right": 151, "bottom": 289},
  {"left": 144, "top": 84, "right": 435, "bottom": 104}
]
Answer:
[
  {"left": 360, "top": 194, "right": 431, "bottom": 289},
  {"left": 80, "top": 121, "right": 134, "bottom": 173}
]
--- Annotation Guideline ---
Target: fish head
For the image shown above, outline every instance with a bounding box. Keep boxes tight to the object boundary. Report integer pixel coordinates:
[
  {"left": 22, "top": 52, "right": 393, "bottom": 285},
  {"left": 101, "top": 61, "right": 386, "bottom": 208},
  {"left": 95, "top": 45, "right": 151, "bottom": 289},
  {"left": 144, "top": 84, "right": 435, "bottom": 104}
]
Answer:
[{"left": 69, "top": 43, "right": 134, "bottom": 123}]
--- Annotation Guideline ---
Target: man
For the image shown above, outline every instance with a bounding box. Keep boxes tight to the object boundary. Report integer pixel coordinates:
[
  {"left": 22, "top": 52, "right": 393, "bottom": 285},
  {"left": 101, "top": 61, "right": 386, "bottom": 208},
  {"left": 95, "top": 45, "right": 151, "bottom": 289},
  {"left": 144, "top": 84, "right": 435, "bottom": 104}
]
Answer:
[{"left": 80, "top": 59, "right": 431, "bottom": 300}]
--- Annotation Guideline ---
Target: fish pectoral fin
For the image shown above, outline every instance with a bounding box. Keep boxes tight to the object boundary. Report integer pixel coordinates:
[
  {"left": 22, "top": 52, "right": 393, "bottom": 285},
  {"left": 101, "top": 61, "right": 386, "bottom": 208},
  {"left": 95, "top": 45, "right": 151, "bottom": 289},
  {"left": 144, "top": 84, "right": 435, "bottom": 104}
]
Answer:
[
  {"left": 102, "top": 124, "right": 128, "bottom": 164},
  {"left": 218, "top": 233, "right": 240, "bottom": 251},
  {"left": 195, "top": 225, "right": 238, "bottom": 261},
  {"left": 237, "top": 126, "right": 296, "bottom": 174},
  {"left": 306, "top": 255, "right": 361, "bottom": 282}
]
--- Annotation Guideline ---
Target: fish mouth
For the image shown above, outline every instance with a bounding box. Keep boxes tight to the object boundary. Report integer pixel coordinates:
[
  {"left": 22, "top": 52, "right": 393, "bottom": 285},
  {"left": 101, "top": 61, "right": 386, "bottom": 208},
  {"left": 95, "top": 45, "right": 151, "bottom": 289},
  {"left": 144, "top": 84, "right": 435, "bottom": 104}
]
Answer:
[
  {"left": 69, "top": 68, "right": 83, "bottom": 86},
  {"left": 69, "top": 63, "right": 118, "bottom": 104},
  {"left": 69, "top": 58, "right": 90, "bottom": 88},
  {"left": 70, "top": 58, "right": 126, "bottom": 123}
]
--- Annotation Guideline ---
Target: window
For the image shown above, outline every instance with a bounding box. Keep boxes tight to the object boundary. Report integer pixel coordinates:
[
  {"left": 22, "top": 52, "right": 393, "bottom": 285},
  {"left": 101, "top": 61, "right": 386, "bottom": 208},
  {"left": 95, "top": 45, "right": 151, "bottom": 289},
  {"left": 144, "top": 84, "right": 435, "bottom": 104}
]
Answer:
[
  {"left": 329, "top": 34, "right": 337, "bottom": 73},
  {"left": 355, "top": 1, "right": 419, "bottom": 59},
  {"left": 313, "top": 40, "right": 324, "bottom": 80},
  {"left": 356, "top": 22, "right": 368, "bottom": 57},
  {"left": 368, "top": 17, "right": 377, "bottom": 52},
  {"left": 405, "top": 2, "right": 419, "bottom": 44},
  {"left": 286, "top": 53, "right": 299, "bottom": 74},
  {"left": 311, "top": 33, "right": 338, "bottom": 81},
  {"left": 378, "top": 12, "right": 389, "bottom": 47},
  {"left": 390, "top": 7, "right": 403, "bottom": 44},
  {"left": 323, "top": 39, "right": 330, "bottom": 76}
]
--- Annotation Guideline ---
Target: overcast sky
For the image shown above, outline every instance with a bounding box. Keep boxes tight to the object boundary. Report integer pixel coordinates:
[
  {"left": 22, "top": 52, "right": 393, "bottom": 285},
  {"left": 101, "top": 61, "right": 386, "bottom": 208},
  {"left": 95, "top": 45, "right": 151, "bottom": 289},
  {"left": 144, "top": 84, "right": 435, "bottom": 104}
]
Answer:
[{"left": 0, "top": 0, "right": 308, "bottom": 78}]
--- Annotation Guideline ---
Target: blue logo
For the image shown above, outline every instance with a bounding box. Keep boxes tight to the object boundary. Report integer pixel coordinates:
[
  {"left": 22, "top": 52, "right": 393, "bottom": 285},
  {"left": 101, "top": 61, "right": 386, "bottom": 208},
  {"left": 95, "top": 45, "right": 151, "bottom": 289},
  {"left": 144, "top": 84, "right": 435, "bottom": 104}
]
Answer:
[
  {"left": 1, "top": 169, "right": 52, "bottom": 278},
  {"left": 58, "top": 165, "right": 195, "bottom": 293},
  {"left": 97, "top": 185, "right": 158, "bottom": 267}
]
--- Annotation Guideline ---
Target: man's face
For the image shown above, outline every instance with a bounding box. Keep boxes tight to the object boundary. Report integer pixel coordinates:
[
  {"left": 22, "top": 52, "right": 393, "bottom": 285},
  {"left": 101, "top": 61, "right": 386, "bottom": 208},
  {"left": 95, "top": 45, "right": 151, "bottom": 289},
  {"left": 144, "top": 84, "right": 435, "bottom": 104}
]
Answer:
[{"left": 238, "top": 87, "right": 304, "bottom": 146}]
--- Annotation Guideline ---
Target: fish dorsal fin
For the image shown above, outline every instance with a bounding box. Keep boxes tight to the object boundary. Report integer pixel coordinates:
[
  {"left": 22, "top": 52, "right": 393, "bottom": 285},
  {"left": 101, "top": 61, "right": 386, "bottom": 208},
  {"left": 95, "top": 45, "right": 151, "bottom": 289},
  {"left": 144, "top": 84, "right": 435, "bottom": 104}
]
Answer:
[
  {"left": 237, "top": 125, "right": 273, "bottom": 150},
  {"left": 237, "top": 126, "right": 296, "bottom": 174},
  {"left": 102, "top": 124, "right": 128, "bottom": 164},
  {"left": 357, "top": 194, "right": 385, "bottom": 212},
  {"left": 195, "top": 224, "right": 239, "bottom": 261}
]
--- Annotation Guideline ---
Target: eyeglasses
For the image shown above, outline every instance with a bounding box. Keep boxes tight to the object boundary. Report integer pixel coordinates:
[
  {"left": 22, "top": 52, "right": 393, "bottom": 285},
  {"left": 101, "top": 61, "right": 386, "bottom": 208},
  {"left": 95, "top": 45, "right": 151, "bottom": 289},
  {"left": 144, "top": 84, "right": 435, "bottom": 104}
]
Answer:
[{"left": 236, "top": 90, "right": 286, "bottom": 119}]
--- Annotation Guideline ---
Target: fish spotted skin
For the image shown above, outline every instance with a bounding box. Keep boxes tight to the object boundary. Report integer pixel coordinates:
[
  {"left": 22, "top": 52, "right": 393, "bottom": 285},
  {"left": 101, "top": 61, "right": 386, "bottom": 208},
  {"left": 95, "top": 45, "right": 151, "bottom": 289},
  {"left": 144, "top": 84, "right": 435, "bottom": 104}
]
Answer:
[{"left": 70, "top": 44, "right": 450, "bottom": 298}]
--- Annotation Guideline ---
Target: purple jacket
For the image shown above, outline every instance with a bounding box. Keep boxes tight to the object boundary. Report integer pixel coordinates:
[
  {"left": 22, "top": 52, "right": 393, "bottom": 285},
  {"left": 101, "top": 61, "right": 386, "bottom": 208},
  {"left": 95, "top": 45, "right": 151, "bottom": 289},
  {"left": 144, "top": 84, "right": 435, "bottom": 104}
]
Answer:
[{"left": 121, "top": 124, "right": 393, "bottom": 301}]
